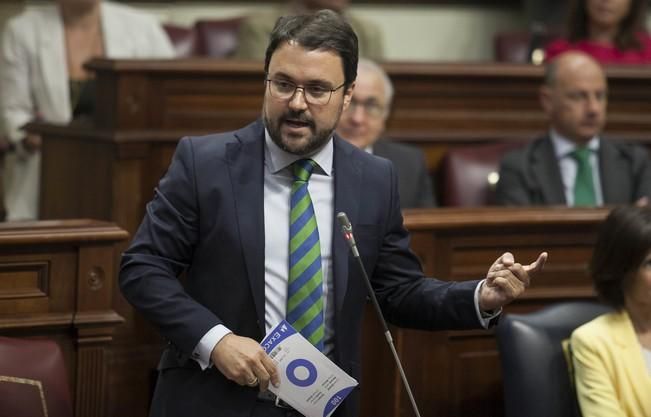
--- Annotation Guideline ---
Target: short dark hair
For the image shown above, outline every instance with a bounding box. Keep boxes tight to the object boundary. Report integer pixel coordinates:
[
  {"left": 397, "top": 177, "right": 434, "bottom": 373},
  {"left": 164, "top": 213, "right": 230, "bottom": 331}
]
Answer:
[
  {"left": 566, "top": 0, "right": 647, "bottom": 51},
  {"left": 590, "top": 206, "right": 651, "bottom": 309},
  {"left": 264, "top": 9, "right": 358, "bottom": 89}
]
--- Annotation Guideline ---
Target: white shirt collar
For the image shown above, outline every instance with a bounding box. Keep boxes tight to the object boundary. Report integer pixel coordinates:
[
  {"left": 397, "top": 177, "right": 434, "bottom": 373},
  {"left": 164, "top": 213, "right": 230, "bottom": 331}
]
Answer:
[
  {"left": 264, "top": 128, "right": 334, "bottom": 176},
  {"left": 549, "top": 129, "right": 600, "bottom": 160}
]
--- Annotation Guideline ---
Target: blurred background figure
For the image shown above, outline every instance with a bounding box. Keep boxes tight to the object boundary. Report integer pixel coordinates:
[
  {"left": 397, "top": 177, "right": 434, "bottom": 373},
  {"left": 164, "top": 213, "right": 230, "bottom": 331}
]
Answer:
[
  {"left": 570, "top": 205, "right": 651, "bottom": 416},
  {"left": 522, "top": 0, "right": 567, "bottom": 30},
  {"left": 495, "top": 51, "right": 651, "bottom": 206},
  {"left": 234, "top": 0, "right": 384, "bottom": 60},
  {"left": 545, "top": 0, "right": 651, "bottom": 64},
  {"left": 0, "top": 0, "right": 175, "bottom": 221},
  {"left": 336, "top": 59, "right": 435, "bottom": 208}
]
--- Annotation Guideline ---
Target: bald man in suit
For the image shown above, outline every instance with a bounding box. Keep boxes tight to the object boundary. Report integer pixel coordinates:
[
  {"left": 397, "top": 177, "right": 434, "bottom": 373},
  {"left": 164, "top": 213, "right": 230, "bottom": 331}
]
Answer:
[{"left": 496, "top": 51, "right": 651, "bottom": 206}]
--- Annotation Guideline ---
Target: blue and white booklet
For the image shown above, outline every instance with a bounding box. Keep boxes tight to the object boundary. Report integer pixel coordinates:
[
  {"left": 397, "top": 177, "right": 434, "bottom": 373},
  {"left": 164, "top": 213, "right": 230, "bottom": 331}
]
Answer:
[{"left": 261, "top": 320, "right": 358, "bottom": 417}]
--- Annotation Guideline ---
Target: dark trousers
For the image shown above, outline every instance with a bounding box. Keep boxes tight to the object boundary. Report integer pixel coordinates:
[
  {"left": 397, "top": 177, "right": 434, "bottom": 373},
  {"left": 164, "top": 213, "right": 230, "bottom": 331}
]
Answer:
[{"left": 251, "top": 400, "right": 304, "bottom": 417}]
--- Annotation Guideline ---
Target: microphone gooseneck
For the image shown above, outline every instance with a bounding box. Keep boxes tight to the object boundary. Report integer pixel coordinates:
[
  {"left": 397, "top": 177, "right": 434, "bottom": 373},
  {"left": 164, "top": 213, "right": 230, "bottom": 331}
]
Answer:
[{"left": 336, "top": 212, "right": 423, "bottom": 417}]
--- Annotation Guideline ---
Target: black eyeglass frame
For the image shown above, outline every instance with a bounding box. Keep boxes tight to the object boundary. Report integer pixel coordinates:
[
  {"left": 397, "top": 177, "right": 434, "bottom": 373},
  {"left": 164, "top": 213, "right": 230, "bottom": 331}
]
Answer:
[{"left": 264, "top": 78, "right": 346, "bottom": 106}]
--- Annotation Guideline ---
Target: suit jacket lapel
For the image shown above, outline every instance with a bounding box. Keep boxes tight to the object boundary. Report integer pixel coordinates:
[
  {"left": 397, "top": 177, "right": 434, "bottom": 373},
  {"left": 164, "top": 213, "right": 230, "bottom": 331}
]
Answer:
[
  {"left": 531, "top": 136, "right": 566, "bottom": 204},
  {"left": 228, "top": 121, "right": 266, "bottom": 335},
  {"left": 599, "top": 140, "right": 626, "bottom": 203},
  {"left": 332, "top": 136, "right": 363, "bottom": 315},
  {"left": 373, "top": 140, "right": 388, "bottom": 158},
  {"left": 612, "top": 311, "right": 651, "bottom": 413}
]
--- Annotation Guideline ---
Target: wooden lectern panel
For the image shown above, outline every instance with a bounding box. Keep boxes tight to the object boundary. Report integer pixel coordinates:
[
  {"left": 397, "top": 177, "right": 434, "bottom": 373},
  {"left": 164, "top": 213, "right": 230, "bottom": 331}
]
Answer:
[{"left": 0, "top": 220, "right": 128, "bottom": 417}]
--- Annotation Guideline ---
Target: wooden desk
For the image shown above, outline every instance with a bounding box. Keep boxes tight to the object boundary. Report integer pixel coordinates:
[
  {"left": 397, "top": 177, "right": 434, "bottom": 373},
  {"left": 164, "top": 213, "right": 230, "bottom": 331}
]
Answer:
[
  {"left": 0, "top": 220, "right": 128, "bottom": 417},
  {"left": 82, "top": 58, "right": 651, "bottom": 170},
  {"left": 83, "top": 59, "right": 651, "bottom": 140},
  {"left": 362, "top": 207, "right": 607, "bottom": 417}
]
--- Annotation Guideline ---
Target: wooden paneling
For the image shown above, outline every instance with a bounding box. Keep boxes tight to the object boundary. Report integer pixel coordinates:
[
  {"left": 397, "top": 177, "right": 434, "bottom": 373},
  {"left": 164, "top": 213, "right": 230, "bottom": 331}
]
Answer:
[
  {"left": 32, "top": 127, "right": 178, "bottom": 417},
  {"left": 82, "top": 59, "right": 651, "bottom": 143},
  {"left": 0, "top": 220, "right": 128, "bottom": 417}
]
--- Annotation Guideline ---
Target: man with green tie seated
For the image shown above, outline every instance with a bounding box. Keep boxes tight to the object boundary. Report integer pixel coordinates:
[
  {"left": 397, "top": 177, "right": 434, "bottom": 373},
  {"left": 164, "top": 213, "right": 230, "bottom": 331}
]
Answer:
[{"left": 495, "top": 51, "right": 651, "bottom": 206}]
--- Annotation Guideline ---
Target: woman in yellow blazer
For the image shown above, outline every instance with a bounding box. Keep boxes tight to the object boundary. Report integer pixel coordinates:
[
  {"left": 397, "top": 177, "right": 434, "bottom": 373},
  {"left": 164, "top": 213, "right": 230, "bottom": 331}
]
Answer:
[{"left": 571, "top": 206, "right": 651, "bottom": 417}]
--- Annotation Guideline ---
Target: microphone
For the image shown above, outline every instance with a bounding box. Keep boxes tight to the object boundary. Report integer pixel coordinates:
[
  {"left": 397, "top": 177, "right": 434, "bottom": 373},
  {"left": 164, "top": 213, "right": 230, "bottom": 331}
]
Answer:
[
  {"left": 336, "top": 212, "right": 423, "bottom": 417},
  {"left": 336, "top": 212, "right": 359, "bottom": 257}
]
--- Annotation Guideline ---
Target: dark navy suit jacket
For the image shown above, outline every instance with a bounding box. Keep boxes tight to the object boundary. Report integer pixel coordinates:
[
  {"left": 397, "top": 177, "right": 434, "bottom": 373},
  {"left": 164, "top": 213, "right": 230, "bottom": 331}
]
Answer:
[
  {"left": 120, "top": 120, "right": 481, "bottom": 417},
  {"left": 495, "top": 135, "right": 651, "bottom": 205},
  {"left": 373, "top": 140, "right": 436, "bottom": 208}
]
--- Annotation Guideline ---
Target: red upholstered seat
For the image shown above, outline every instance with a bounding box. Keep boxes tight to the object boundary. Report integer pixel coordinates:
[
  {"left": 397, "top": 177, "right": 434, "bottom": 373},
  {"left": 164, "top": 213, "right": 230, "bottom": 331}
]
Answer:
[
  {"left": 163, "top": 23, "right": 197, "bottom": 57},
  {"left": 194, "top": 17, "right": 244, "bottom": 58},
  {"left": 0, "top": 337, "right": 73, "bottom": 417},
  {"left": 494, "top": 29, "right": 560, "bottom": 64},
  {"left": 439, "top": 142, "right": 521, "bottom": 207},
  {"left": 494, "top": 31, "right": 534, "bottom": 63}
]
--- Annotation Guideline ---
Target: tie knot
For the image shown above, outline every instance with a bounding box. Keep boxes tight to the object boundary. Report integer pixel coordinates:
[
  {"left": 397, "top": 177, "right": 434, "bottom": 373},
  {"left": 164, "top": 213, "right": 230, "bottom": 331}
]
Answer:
[
  {"left": 571, "top": 147, "right": 592, "bottom": 163},
  {"left": 292, "top": 159, "right": 317, "bottom": 182}
]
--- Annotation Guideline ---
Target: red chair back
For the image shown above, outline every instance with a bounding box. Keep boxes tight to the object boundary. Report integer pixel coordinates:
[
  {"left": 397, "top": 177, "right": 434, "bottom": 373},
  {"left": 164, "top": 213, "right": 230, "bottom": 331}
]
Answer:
[
  {"left": 0, "top": 337, "right": 73, "bottom": 417},
  {"left": 163, "top": 23, "right": 197, "bottom": 57},
  {"left": 440, "top": 142, "right": 521, "bottom": 206},
  {"left": 194, "top": 17, "right": 244, "bottom": 58},
  {"left": 494, "top": 29, "right": 560, "bottom": 63}
]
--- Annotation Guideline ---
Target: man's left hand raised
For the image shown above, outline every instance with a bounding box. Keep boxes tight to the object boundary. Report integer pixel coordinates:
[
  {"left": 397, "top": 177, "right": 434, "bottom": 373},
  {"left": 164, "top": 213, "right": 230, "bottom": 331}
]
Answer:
[{"left": 479, "top": 252, "right": 548, "bottom": 312}]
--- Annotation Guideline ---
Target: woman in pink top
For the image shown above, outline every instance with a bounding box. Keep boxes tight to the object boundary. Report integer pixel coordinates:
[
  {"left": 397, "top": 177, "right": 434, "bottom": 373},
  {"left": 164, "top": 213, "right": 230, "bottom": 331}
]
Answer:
[{"left": 545, "top": 0, "right": 651, "bottom": 64}]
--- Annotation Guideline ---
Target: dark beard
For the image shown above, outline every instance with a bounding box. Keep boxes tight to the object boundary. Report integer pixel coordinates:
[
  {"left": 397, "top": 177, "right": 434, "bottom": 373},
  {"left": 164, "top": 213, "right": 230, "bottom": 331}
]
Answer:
[{"left": 264, "top": 109, "right": 335, "bottom": 156}]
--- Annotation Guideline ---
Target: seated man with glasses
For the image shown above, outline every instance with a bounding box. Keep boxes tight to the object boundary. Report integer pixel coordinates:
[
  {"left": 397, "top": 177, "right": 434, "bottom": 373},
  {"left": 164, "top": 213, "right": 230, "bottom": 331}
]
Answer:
[{"left": 336, "top": 59, "right": 436, "bottom": 208}]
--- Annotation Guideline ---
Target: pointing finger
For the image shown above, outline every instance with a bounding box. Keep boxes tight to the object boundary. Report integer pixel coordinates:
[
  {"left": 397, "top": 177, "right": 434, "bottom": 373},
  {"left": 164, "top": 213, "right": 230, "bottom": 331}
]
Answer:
[{"left": 523, "top": 252, "right": 548, "bottom": 273}]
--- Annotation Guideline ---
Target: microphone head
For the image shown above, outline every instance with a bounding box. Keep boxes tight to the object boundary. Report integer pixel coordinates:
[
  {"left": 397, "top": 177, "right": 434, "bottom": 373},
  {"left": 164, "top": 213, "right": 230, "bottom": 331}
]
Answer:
[
  {"left": 337, "top": 212, "right": 358, "bottom": 253},
  {"left": 337, "top": 212, "right": 352, "bottom": 231}
]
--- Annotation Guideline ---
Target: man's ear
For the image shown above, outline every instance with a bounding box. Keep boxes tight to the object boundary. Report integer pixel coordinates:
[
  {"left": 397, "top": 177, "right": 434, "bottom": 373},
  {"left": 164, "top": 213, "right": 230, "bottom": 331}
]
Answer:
[
  {"left": 539, "top": 85, "right": 552, "bottom": 115},
  {"left": 342, "top": 82, "right": 355, "bottom": 110}
]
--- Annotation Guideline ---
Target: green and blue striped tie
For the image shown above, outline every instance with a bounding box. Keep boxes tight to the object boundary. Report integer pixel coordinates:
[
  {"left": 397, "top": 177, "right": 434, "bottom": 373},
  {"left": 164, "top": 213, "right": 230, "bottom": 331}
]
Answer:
[{"left": 287, "top": 159, "right": 324, "bottom": 350}]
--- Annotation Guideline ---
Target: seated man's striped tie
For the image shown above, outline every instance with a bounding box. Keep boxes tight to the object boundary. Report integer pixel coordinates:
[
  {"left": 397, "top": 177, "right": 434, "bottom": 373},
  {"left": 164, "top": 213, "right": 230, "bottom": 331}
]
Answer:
[{"left": 287, "top": 158, "right": 325, "bottom": 351}]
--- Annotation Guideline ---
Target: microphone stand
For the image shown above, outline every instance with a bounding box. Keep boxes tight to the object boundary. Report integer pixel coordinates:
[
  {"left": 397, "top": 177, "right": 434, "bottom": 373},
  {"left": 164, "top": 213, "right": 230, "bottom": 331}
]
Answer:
[{"left": 337, "top": 213, "right": 423, "bottom": 417}]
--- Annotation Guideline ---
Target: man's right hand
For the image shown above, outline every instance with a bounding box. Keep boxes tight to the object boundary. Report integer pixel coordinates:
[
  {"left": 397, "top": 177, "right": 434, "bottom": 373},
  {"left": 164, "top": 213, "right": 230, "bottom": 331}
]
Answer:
[
  {"left": 211, "top": 333, "right": 279, "bottom": 391},
  {"left": 22, "top": 133, "right": 42, "bottom": 153}
]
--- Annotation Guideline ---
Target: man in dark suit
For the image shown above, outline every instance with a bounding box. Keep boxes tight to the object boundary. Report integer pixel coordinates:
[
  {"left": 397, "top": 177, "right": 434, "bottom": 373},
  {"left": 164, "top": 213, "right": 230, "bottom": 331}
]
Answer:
[
  {"left": 336, "top": 58, "right": 436, "bottom": 208},
  {"left": 496, "top": 51, "right": 651, "bottom": 206},
  {"left": 120, "top": 10, "right": 546, "bottom": 417}
]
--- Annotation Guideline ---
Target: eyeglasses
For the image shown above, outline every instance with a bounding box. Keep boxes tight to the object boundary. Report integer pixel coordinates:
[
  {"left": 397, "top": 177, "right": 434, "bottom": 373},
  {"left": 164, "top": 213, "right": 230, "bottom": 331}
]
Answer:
[
  {"left": 265, "top": 78, "right": 346, "bottom": 106},
  {"left": 345, "top": 98, "right": 386, "bottom": 118}
]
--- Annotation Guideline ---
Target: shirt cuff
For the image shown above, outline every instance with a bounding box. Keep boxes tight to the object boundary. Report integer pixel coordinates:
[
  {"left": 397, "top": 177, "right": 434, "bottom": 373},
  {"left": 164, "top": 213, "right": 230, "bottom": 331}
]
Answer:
[
  {"left": 474, "top": 280, "right": 502, "bottom": 329},
  {"left": 192, "top": 324, "right": 232, "bottom": 370}
]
